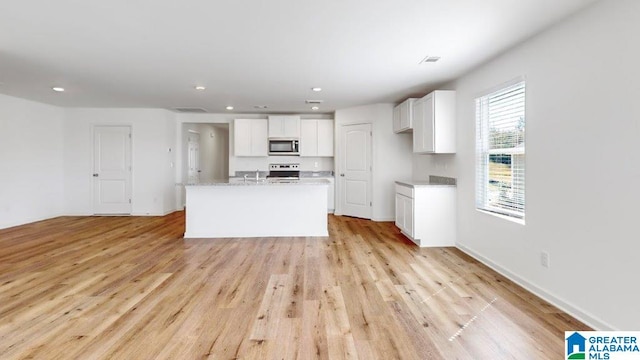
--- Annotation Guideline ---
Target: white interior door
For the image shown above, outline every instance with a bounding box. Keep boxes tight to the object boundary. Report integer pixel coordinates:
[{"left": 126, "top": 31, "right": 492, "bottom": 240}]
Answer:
[
  {"left": 339, "top": 123, "right": 372, "bottom": 219},
  {"left": 187, "top": 133, "right": 201, "bottom": 183},
  {"left": 93, "top": 125, "right": 132, "bottom": 214}
]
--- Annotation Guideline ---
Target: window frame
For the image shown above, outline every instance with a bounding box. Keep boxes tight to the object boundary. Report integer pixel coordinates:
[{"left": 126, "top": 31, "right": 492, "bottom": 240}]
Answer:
[{"left": 475, "top": 78, "right": 526, "bottom": 221}]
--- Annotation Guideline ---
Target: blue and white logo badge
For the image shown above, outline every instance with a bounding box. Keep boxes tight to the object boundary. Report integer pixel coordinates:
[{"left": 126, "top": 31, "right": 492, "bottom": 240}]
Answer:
[{"left": 565, "top": 331, "right": 640, "bottom": 360}]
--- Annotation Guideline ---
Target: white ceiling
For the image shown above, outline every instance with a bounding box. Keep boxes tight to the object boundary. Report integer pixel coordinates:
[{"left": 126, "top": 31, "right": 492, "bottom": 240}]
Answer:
[{"left": 0, "top": 0, "right": 598, "bottom": 114}]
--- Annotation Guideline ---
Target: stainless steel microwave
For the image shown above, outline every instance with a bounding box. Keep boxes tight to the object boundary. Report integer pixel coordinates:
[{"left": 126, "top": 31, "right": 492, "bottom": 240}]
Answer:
[{"left": 268, "top": 138, "right": 299, "bottom": 156}]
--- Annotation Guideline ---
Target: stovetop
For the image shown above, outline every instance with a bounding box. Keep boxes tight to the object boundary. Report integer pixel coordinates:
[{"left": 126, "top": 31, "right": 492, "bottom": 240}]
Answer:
[{"left": 269, "top": 163, "right": 300, "bottom": 179}]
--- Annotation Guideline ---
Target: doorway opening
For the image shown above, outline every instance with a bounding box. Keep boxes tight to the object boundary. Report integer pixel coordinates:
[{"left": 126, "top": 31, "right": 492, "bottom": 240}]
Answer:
[{"left": 181, "top": 123, "right": 230, "bottom": 205}]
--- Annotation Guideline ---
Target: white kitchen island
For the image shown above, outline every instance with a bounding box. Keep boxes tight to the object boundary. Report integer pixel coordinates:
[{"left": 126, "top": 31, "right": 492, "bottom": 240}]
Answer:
[{"left": 184, "top": 179, "right": 329, "bottom": 238}]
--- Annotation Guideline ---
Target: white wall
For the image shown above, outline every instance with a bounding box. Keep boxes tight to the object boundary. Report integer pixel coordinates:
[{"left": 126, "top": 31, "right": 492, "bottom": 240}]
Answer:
[
  {"left": 0, "top": 94, "right": 65, "bottom": 229},
  {"left": 335, "top": 103, "right": 413, "bottom": 221},
  {"left": 415, "top": 0, "right": 639, "bottom": 330},
  {"left": 64, "top": 108, "right": 177, "bottom": 216},
  {"left": 203, "top": 125, "right": 229, "bottom": 181}
]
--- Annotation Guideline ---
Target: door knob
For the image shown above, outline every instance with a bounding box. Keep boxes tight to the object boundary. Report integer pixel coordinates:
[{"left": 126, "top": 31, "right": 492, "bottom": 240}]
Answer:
[{"left": 92, "top": 173, "right": 99, "bottom": 177}]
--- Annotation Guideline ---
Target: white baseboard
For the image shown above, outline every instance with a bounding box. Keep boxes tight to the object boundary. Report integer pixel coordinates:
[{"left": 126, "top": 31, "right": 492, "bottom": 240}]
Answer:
[
  {"left": 456, "top": 243, "right": 616, "bottom": 331},
  {"left": 372, "top": 216, "right": 395, "bottom": 222},
  {"left": 131, "top": 209, "right": 178, "bottom": 216},
  {"left": 0, "top": 213, "right": 64, "bottom": 230}
]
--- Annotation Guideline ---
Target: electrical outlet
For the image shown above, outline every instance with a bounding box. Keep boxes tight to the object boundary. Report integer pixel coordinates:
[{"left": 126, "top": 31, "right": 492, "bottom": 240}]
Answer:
[
  {"left": 540, "top": 251, "right": 550, "bottom": 268},
  {"left": 314, "top": 161, "right": 319, "bottom": 168}
]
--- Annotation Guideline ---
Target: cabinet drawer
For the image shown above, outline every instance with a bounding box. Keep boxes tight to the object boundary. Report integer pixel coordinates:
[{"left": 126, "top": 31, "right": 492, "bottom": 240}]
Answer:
[{"left": 395, "top": 184, "right": 414, "bottom": 198}]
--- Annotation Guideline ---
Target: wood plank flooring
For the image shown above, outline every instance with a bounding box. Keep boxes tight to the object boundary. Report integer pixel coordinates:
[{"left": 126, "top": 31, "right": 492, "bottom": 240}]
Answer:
[{"left": 0, "top": 212, "right": 590, "bottom": 359}]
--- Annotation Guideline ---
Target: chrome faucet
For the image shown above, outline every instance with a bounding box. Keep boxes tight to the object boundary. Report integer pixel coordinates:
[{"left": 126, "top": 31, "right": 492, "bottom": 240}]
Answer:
[{"left": 255, "top": 169, "right": 260, "bottom": 181}]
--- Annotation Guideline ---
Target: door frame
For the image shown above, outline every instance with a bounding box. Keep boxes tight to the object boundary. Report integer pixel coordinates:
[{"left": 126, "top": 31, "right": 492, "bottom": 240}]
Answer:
[
  {"left": 186, "top": 130, "right": 201, "bottom": 185},
  {"left": 91, "top": 124, "right": 133, "bottom": 215},
  {"left": 335, "top": 122, "right": 373, "bottom": 219}
]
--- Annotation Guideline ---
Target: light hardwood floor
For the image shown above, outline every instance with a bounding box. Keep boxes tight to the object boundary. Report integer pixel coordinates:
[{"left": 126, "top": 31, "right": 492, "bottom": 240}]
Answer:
[{"left": 0, "top": 212, "right": 589, "bottom": 359}]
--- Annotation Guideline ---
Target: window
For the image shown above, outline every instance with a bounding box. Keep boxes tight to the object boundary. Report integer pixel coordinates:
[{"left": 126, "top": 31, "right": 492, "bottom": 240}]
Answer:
[{"left": 476, "top": 80, "right": 526, "bottom": 220}]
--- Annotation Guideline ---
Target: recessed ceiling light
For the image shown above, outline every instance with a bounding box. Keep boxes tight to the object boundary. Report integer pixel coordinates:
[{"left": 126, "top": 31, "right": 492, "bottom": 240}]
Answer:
[
  {"left": 226, "top": 106, "right": 234, "bottom": 110},
  {"left": 52, "top": 87, "right": 65, "bottom": 92},
  {"left": 311, "top": 87, "right": 322, "bottom": 92},
  {"left": 311, "top": 106, "right": 319, "bottom": 110},
  {"left": 195, "top": 86, "right": 206, "bottom": 91}
]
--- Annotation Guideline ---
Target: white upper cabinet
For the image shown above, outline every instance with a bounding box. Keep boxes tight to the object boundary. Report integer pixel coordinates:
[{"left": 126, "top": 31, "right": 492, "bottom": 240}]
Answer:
[
  {"left": 412, "top": 90, "right": 456, "bottom": 153},
  {"left": 393, "top": 98, "right": 416, "bottom": 133},
  {"left": 300, "top": 119, "right": 334, "bottom": 157},
  {"left": 234, "top": 119, "right": 268, "bottom": 157},
  {"left": 316, "top": 119, "right": 334, "bottom": 156},
  {"left": 300, "top": 120, "right": 317, "bottom": 156},
  {"left": 268, "top": 115, "right": 300, "bottom": 138}
]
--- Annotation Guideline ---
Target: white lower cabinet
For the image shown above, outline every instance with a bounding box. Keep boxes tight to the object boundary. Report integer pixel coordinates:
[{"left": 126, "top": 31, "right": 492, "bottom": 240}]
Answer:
[
  {"left": 394, "top": 182, "right": 456, "bottom": 247},
  {"left": 395, "top": 192, "right": 414, "bottom": 236},
  {"left": 326, "top": 177, "right": 335, "bottom": 213},
  {"left": 312, "top": 176, "right": 335, "bottom": 213}
]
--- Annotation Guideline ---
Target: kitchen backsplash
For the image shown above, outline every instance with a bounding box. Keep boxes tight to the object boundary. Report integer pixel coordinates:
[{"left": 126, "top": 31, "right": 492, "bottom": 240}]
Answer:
[
  {"left": 235, "top": 170, "right": 268, "bottom": 178},
  {"left": 232, "top": 157, "right": 334, "bottom": 176},
  {"left": 428, "top": 175, "right": 457, "bottom": 185},
  {"left": 300, "top": 171, "right": 334, "bottom": 177}
]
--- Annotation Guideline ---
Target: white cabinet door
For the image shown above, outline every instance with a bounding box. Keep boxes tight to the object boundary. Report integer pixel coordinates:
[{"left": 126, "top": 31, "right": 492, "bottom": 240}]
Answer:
[
  {"left": 393, "top": 106, "right": 401, "bottom": 133},
  {"left": 268, "top": 115, "right": 300, "bottom": 138},
  {"left": 328, "top": 180, "right": 335, "bottom": 212},
  {"left": 283, "top": 117, "right": 300, "bottom": 137},
  {"left": 412, "top": 91, "right": 456, "bottom": 153},
  {"left": 251, "top": 120, "right": 268, "bottom": 156},
  {"left": 300, "top": 120, "right": 318, "bottom": 156},
  {"left": 403, "top": 196, "right": 414, "bottom": 237},
  {"left": 234, "top": 119, "right": 252, "bottom": 156},
  {"left": 300, "top": 119, "right": 333, "bottom": 157},
  {"left": 325, "top": 177, "right": 335, "bottom": 212},
  {"left": 395, "top": 193, "right": 413, "bottom": 236},
  {"left": 413, "top": 94, "right": 433, "bottom": 153},
  {"left": 393, "top": 99, "right": 415, "bottom": 133},
  {"left": 395, "top": 193, "right": 404, "bottom": 228},
  {"left": 317, "top": 120, "right": 334, "bottom": 156},
  {"left": 268, "top": 117, "right": 283, "bottom": 138},
  {"left": 235, "top": 119, "right": 267, "bottom": 157}
]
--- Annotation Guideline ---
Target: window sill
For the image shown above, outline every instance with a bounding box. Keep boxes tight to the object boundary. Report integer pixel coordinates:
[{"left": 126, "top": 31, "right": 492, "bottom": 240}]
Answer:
[{"left": 477, "top": 209, "right": 525, "bottom": 225}]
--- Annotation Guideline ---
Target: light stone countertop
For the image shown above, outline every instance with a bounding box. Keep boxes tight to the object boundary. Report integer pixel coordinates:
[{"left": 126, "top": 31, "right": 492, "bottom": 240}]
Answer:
[
  {"left": 395, "top": 176, "right": 457, "bottom": 188},
  {"left": 185, "top": 178, "right": 330, "bottom": 186},
  {"left": 395, "top": 180, "right": 456, "bottom": 188}
]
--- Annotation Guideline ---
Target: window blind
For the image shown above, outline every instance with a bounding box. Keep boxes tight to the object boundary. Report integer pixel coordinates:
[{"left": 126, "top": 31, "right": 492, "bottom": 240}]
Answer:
[{"left": 475, "top": 81, "right": 526, "bottom": 219}]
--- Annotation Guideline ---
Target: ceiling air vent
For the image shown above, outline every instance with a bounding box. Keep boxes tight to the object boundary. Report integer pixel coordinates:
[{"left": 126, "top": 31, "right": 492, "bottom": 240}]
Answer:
[
  {"left": 305, "top": 100, "right": 324, "bottom": 104},
  {"left": 173, "top": 107, "right": 208, "bottom": 113},
  {"left": 419, "top": 55, "right": 441, "bottom": 64}
]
